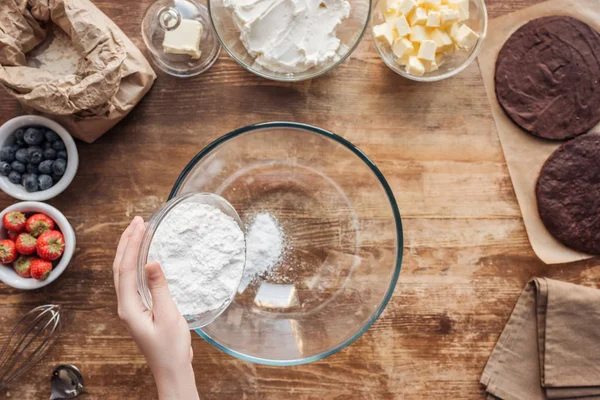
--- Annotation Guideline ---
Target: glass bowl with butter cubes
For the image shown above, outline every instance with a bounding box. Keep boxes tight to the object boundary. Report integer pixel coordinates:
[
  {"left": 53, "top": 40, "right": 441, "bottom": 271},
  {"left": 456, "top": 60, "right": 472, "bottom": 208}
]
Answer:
[
  {"left": 371, "top": 0, "right": 487, "bottom": 81},
  {"left": 142, "top": 0, "right": 221, "bottom": 77}
]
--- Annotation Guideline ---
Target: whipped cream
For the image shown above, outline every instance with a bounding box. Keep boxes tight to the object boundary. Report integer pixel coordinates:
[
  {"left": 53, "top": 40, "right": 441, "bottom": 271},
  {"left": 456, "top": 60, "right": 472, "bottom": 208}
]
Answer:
[{"left": 224, "top": 0, "right": 351, "bottom": 73}]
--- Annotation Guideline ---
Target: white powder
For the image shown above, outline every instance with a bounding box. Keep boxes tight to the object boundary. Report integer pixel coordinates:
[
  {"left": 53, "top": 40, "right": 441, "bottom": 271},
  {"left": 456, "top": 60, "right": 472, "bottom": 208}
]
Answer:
[
  {"left": 148, "top": 202, "right": 245, "bottom": 316},
  {"left": 244, "top": 213, "right": 285, "bottom": 280},
  {"left": 27, "top": 27, "right": 82, "bottom": 76}
]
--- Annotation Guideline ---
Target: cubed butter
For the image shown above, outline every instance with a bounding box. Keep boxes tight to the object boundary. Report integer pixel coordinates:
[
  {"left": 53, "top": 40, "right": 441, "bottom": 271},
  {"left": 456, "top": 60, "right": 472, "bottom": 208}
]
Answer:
[
  {"left": 430, "top": 28, "right": 453, "bottom": 51},
  {"left": 423, "top": 59, "right": 439, "bottom": 72},
  {"left": 449, "top": 22, "right": 461, "bottom": 41},
  {"left": 417, "top": 39, "right": 437, "bottom": 60},
  {"left": 406, "top": 56, "right": 426, "bottom": 76},
  {"left": 425, "top": 0, "right": 442, "bottom": 4},
  {"left": 386, "top": 0, "right": 400, "bottom": 11},
  {"left": 448, "top": 0, "right": 469, "bottom": 21},
  {"left": 398, "top": 0, "right": 417, "bottom": 15},
  {"left": 373, "top": 22, "right": 395, "bottom": 46},
  {"left": 392, "top": 37, "right": 414, "bottom": 58},
  {"left": 455, "top": 24, "right": 479, "bottom": 49},
  {"left": 410, "top": 24, "right": 429, "bottom": 42},
  {"left": 384, "top": 9, "right": 400, "bottom": 23},
  {"left": 426, "top": 10, "right": 441, "bottom": 27},
  {"left": 394, "top": 15, "right": 412, "bottom": 37},
  {"left": 162, "top": 19, "right": 203, "bottom": 59},
  {"left": 440, "top": 6, "right": 460, "bottom": 25},
  {"left": 409, "top": 7, "right": 428, "bottom": 25}
]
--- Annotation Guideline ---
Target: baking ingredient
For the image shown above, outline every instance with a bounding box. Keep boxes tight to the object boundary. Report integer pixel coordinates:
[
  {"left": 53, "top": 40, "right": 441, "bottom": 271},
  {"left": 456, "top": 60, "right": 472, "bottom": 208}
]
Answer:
[
  {"left": 7, "top": 231, "right": 18, "bottom": 241},
  {"left": 24, "top": 128, "right": 44, "bottom": 146},
  {"left": 11, "top": 161, "right": 25, "bottom": 174},
  {"left": 8, "top": 172, "right": 20, "bottom": 184},
  {"left": 57, "top": 151, "right": 67, "bottom": 160},
  {"left": 254, "top": 282, "right": 298, "bottom": 308},
  {"left": 373, "top": 0, "right": 479, "bottom": 76},
  {"left": 148, "top": 202, "right": 245, "bottom": 316},
  {"left": 38, "top": 175, "right": 53, "bottom": 191},
  {"left": 14, "top": 255, "right": 34, "bottom": 278},
  {"left": 0, "top": 163, "right": 10, "bottom": 176},
  {"left": 26, "top": 27, "right": 81, "bottom": 76},
  {"left": 22, "top": 175, "right": 38, "bottom": 192},
  {"left": 0, "top": 240, "right": 17, "bottom": 263},
  {"left": 30, "top": 259, "right": 52, "bottom": 280},
  {"left": 495, "top": 16, "right": 600, "bottom": 140},
  {"left": 536, "top": 132, "right": 600, "bottom": 255},
  {"left": 244, "top": 212, "right": 285, "bottom": 280},
  {"left": 39, "top": 161, "right": 54, "bottom": 175},
  {"left": 26, "top": 214, "right": 55, "bottom": 238},
  {"left": 27, "top": 147, "right": 43, "bottom": 165},
  {"left": 225, "top": 0, "right": 351, "bottom": 73},
  {"left": 162, "top": 19, "right": 203, "bottom": 59},
  {"left": 36, "top": 230, "right": 65, "bottom": 261},
  {"left": 3, "top": 212, "right": 26, "bottom": 232},
  {"left": 15, "top": 233, "right": 37, "bottom": 255},
  {"left": 15, "top": 149, "right": 28, "bottom": 163},
  {"left": 43, "top": 149, "right": 57, "bottom": 160},
  {"left": 53, "top": 159, "right": 67, "bottom": 176},
  {"left": 0, "top": 147, "right": 15, "bottom": 162}
]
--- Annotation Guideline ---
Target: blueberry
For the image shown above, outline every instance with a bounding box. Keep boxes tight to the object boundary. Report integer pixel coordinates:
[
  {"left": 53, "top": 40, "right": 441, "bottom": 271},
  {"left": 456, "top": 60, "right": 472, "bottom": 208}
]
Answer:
[
  {"left": 8, "top": 171, "right": 21, "bottom": 184},
  {"left": 52, "top": 140, "right": 66, "bottom": 151},
  {"left": 24, "top": 127, "right": 45, "bottom": 146},
  {"left": 39, "top": 160, "right": 54, "bottom": 175},
  {"left": 15, "top": 148, "right": 28, "bottom": 163},
  {"left": 14, "top": 129, "right": 25, "bottom": 142},
  {"left": 0, "top": 162, "right": 11, "bottom": 176},
  {"left": 43, "top": 148, "right": 57, "bottom": 160},
  {"left": 38, "top": 174, "right": 53, "bottom": 191},
  {"left": 45, "top": 129, "right": 60, "bottom": 142},
  {"left": 22, "top": 174, "right": 38, "bottom": 192},
  {"left": 53, "top": 158, "right": 67, "bottom": 176},
  {"left": 42, "top": 141, "right": 52, "bottom": 150},
  {"left": 26, "top": 146, "right": 43, "bottom": 165},
  {"left": 0, "top": 146, "right": 15, "bottom": 163},
  {"left": 57, "top": 150, "right": 67, "bottom": 160},
  {"left": 52, "top": 173, "right": 63, "bottom": 183},
  {"left": 10, "top": 161, "right": 25, "bottom": 174},
  {"left": 26, "top": 163, "right": 39, "bottom": 174},
  {"left": 11, "top": 144, "right": 22, "bottom": 153}
]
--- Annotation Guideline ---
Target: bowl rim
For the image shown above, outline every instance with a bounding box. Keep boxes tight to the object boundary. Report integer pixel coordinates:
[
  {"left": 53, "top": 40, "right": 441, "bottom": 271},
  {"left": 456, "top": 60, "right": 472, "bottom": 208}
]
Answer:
[
  {"left": 0, "top": 115, "right": 79, "bottom": 201},
  {"left": 170, "top": 121, "right": 403, "bottom": 366},
  {"left": 370, "top": 0, "right": 488, "bottom": 82},
  {"left": 207, "top": 0, "right": 372, "bottom": 82},
  {"left": 0, "top": 201, "right": 75, "bottom": 290}
]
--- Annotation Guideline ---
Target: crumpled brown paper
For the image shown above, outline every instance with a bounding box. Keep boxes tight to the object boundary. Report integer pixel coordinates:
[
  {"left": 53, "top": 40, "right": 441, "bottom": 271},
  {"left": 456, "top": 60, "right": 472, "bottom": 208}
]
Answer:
[
  {"left": 0, "top": 0, "right": 157, "bottom": 143},
  {"left": 477, "top": 0, "right": 599, "bottom": 264}
]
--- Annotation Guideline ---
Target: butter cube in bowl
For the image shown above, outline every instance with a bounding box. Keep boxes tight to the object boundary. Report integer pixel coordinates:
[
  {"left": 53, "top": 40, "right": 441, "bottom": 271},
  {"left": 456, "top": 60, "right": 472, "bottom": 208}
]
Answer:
[{"left": 371, "top": 0, "right": 487, "bottom": 81}]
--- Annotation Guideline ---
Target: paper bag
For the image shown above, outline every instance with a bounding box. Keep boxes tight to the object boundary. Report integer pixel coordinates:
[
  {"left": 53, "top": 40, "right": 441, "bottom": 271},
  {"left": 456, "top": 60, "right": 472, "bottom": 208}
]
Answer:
[
  {"left": 0, "top": 0, "right": 157, "bottom": 143},
  {"left": 477, "top": 0, "right": 599, "bottom": 264}
]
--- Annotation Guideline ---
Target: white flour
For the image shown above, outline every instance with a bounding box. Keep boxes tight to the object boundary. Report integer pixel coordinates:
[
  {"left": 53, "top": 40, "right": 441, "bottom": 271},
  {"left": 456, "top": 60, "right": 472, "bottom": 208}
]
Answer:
[
  {"left": 148, "top": 202, "right": 245, "bottom": 316},
  {"left": 27, "top": 27, "right": 81, "bottom": 76},
  {"left": 244, "top": 213, "right": 285, "bottom": 280}
]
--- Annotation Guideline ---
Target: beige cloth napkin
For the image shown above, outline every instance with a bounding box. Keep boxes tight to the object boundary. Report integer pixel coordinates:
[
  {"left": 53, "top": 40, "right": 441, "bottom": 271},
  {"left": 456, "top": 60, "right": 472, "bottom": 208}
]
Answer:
[{"left": 481, "top": 278, "right": 600, "bottom": 400}]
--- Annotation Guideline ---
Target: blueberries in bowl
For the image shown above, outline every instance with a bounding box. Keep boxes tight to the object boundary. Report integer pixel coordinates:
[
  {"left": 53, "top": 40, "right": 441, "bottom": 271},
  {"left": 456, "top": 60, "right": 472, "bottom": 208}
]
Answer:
[{"left": 0, "top": 126, "right": 68, "bottom": 192}]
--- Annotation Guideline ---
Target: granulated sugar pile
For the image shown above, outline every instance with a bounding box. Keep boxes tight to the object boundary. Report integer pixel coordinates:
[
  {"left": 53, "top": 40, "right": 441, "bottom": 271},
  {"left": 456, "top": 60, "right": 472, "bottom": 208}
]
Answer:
[{"left": 243, "top": 212, "right": 285, "bottom": 280}]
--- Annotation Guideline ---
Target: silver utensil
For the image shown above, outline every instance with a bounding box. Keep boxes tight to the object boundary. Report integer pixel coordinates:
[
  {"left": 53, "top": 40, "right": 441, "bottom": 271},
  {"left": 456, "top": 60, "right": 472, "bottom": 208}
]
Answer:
[
  {"left": 0, "top": 304, "right": 61, "bottom": 388},
  {"left": 50, "top": 364, "right": 83, "bottom": 399}
]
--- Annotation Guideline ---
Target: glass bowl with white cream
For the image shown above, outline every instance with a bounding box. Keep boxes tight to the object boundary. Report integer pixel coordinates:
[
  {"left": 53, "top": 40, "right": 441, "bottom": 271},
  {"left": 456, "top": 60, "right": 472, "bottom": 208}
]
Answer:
[
  {"left": 371, "top": 0, "right": 487, "bottom": 81},
  {"left": 208, "top": 0, "right": 371, "bottom": 81}
]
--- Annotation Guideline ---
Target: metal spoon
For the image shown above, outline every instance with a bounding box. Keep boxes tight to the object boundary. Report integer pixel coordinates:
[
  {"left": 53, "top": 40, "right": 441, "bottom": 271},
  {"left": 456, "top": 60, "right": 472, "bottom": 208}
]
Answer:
[{"left": 50, "top": 365, "right": 83, "bottom": 400}]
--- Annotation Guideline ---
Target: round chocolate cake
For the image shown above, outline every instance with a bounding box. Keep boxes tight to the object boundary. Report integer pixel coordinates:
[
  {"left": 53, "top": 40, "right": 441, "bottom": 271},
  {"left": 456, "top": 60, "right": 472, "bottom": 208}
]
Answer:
[
  {"left": 536, "top": 132, "right": 600, "bottom": 254},
  {"left": 495, "top": 16, "right": 600, "bottom": 140}
]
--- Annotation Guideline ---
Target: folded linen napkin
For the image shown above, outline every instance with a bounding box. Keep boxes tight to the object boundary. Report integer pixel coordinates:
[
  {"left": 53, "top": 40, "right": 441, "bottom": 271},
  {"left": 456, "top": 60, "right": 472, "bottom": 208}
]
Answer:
[{"left": 481, "top": 278, "right": 600, "bottom": 400}]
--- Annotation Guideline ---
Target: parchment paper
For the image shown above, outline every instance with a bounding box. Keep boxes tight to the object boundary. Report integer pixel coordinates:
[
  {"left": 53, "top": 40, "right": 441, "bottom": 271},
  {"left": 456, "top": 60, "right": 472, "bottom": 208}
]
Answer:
[
  {"left": 0, "top": 0, "right": 157, "bottom": 143},
  {"left": 477, "top": 0, "right": 600, "bottom": 264}
]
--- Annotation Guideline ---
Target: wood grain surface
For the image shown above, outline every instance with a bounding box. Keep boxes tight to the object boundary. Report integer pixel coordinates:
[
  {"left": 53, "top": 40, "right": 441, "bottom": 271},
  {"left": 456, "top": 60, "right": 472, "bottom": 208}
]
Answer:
[{"left": 0, "top": 0, "right": 598, "bottom": 398}]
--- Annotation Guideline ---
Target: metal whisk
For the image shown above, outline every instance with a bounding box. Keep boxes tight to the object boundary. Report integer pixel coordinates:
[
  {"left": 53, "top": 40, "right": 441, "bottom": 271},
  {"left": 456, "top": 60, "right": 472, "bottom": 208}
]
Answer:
[{"left": 0, "top": 304, "right": 61, "bottom": 388}]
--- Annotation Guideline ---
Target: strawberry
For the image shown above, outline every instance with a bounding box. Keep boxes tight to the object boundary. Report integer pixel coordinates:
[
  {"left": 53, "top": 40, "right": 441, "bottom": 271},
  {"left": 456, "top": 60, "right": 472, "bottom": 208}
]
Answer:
[
  {"left": 15, "top": 233, "right": 37, "bottom": 255},
  {"left": 13, "top": 255, "right": 35, "bottom": 278},
  {"left": 7, "top": 230, "right": 18, "bottom": 241},
  {"left": 26, "top": 214, "right": 55, "bottom": 238},
  {"left": 0, "top": 240, "right": 17, "bottom": 264},
  {"left": 36, "top": 230, "right": 65, "bottom": 261},
  {"left": 30, "top": 259, "right": 52, "bottom": 280},
  {"left": 2, "top": 212, "right": 26, "bottom": 233}
]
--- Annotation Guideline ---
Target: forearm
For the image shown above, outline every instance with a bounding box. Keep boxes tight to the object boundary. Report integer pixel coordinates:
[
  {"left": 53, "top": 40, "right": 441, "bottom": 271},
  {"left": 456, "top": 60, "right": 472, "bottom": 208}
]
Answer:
[{"left": 154, "top": 364, "right": 200, "bottom": 400}]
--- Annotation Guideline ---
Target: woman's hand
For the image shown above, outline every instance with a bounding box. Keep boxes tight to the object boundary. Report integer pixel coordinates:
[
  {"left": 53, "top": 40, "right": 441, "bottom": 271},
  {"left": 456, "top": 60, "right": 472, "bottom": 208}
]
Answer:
[{"left": 113, "top": 217, "right": 199, "bottom": 400}]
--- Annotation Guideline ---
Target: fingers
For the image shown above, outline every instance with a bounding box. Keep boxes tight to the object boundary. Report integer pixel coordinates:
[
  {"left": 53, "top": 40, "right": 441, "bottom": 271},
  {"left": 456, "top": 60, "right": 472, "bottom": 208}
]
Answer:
[
  {"left": 113, "top": 218, "right": 142, "bottom": 294},
  {"left": 117, "top": 217, "right": 147, "bottom": 319},
  {"left": 145, "top": 262, "right": 179, "bottom": 321}
]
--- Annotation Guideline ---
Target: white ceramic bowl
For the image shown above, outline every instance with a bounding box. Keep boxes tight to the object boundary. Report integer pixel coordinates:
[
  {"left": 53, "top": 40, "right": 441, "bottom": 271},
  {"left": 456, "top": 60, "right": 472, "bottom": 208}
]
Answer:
[
  {"left": 0, "top": 116, "right": 79, "bottom": 201},
  {"left": 0, "top": 202, "right": 75, "bottom": 290}
]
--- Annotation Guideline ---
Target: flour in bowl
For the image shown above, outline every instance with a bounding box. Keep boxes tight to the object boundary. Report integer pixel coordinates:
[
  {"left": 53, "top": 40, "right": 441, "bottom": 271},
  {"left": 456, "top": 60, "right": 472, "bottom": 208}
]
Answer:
[{"left": 148, "top": 202, "right": 245, "bottom": 316}]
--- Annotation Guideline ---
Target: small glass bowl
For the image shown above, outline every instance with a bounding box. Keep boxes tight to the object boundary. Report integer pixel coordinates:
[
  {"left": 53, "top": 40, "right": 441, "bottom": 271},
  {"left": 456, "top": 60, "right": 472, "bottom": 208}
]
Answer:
[
  {"left": 371, "top": 0, "right": 487, "bottom": 81},
  {"left": 208, "top": 0, "right": 371, "bottom": 81},
  {"left": 141, "top": 0, "right": 221, "bottom": 77},
  {"left": 137, "top": 192, "right": 245, "bottom": 329}
]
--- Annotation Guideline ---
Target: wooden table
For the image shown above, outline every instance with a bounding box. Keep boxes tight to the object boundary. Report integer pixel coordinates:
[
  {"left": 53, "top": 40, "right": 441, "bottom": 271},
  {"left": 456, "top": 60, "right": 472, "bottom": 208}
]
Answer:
[{"left": 0, "top": 0, "right": 598, "bottom": 398}]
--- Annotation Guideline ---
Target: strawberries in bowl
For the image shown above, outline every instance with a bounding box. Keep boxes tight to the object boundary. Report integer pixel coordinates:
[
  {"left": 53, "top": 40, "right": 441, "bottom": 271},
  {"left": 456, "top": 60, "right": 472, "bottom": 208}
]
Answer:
[{"left": 0, "top": 202, "right": 75, "bottom": 290}]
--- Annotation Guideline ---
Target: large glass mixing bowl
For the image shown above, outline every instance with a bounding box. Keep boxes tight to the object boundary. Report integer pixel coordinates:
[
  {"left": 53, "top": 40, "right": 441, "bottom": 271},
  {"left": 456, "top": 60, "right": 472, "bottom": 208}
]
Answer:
[{"left": 171, "top": 122, "right": 402, "bottom": 365}]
